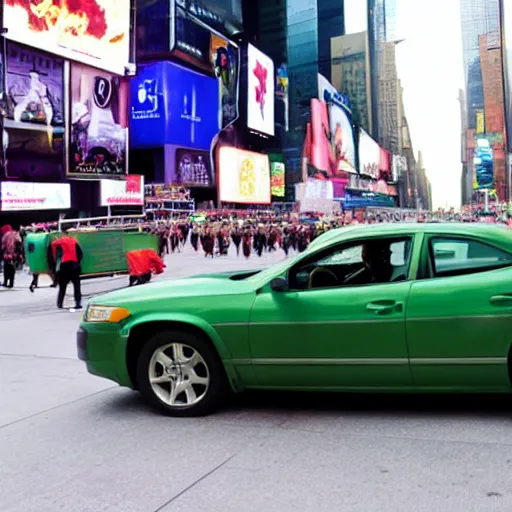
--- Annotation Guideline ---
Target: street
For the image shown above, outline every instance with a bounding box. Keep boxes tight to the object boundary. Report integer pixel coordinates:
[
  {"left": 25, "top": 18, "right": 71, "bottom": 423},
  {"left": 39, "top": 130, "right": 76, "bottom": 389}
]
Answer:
[{"left": 1, "top": 246, "right": 512, "bottom": 512}]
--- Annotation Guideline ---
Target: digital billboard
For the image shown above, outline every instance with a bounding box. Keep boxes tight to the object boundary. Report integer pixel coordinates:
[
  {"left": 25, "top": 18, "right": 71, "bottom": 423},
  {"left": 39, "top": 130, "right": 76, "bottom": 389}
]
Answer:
[
  {"left": 130, "top": 61, "right": 220, "bottom": 151},
  {"left": 70, "top": 63, "right": 129, "bottom": 176},
  {"left": 328, "top": 104, "right": 356, "bottom": 175},
  {"left": 100, "top": 175, "right": 144, "bottom": 206},
  {"left": 271, "top": 162, "right": 285, "bottom": 197},
  {"left": 218, "top": 147, "right": 271, "bottom": 204},
  {"left": 175, "top": 149, "right": 213, "bottom": 187},
  {"left": 358, "top": 128, "right": 380, "bottom": 179},
  {"left": 3, "top": 43, "right": 65, "bottom": 180},
  {"left": 211, "top": 35, "right": 239, "bottom": 128},
  {"left": 247, "top": 44, "right": 275, "bottom": 136},
  {"left": 0, "top": 181, "right": 70, "bottom": 211},
  {"left": 473, "top": 139, "right": 494, "bottom": 190},
  {"left": 4, "top": 0, "right": 131, "bottom": 75}
]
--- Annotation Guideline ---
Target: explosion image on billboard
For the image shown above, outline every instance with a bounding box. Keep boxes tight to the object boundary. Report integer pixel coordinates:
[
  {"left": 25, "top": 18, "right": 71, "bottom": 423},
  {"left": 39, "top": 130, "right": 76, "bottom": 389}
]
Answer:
[{"left": 4, "top": 0, "right": 131, "bottom": 74}]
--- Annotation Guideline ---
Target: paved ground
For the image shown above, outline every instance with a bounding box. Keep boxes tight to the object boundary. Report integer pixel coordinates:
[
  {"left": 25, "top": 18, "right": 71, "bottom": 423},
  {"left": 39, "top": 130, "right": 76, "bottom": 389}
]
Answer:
[{"left": 1, "top": 245, "right": 512, "bottom": 511}]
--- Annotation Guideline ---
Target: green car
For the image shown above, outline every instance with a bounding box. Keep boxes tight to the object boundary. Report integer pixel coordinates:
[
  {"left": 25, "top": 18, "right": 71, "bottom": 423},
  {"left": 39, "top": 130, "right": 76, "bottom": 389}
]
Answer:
[{"left": 78, "top": 223, "right": 512, "bottom": 416}]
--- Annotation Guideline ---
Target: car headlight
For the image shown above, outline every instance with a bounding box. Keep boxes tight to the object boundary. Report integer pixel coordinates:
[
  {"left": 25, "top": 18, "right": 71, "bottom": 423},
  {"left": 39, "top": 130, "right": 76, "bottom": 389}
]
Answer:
[{"left": 85, "top": 305, "right": 131, "bottom": 323}]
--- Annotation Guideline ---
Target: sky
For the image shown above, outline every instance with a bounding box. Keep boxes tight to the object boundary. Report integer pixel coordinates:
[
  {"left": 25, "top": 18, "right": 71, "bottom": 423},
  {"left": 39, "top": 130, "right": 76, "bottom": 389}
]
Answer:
[{"left": 344, "top": 0, "right": 465, "bottom": 208}]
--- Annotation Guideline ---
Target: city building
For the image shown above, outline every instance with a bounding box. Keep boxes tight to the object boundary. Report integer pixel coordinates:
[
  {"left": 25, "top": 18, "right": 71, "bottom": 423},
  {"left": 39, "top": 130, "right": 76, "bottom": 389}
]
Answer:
[
  {"left": 330, "top": 31, "right": 372, "bottom": 133},
  {"left": 377, "top": 40, "right": 403, "bottom": 155}
]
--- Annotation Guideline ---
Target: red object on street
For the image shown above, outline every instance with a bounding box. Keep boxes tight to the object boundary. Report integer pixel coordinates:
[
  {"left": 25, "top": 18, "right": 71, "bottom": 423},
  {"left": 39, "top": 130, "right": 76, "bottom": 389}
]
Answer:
[{"left": 126, "top": 249, "right": 165, "bottom": 277}]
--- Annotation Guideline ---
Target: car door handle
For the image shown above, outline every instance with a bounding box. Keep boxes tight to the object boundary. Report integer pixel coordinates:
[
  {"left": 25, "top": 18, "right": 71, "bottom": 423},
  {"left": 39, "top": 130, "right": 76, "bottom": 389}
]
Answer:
[
  {"left": 366, "top": 301, "right": 403, "bottom": 315},
  {"left": 490, "top": 294, "right": 512, "bottom": 305}
]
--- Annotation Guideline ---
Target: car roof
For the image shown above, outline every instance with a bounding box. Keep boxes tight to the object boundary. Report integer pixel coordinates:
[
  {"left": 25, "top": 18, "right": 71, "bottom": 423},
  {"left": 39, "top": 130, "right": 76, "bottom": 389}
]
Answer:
[{"left": 310, "top": 223, "right": 512, "bottom": 252}]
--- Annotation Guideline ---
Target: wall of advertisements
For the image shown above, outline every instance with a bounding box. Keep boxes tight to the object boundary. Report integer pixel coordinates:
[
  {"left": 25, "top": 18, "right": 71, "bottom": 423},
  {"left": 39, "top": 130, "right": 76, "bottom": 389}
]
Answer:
[
  {"left": 3, "top": 0, "right": 132, "bottom": 75},
  {"left": 70, "top": 63, "right": 129, "bottom": 176},
  {"left": 218, "top": 147, "right": 271, "bottom": 204},
  {"left": 0, "top": 181, "right": 70, "bottom": 211},
  {"left": 3, "top": 43, "right": 65, "bottom": 180},
  {"left": 247, "top": 44, "right": 275, "bottom": 136}
]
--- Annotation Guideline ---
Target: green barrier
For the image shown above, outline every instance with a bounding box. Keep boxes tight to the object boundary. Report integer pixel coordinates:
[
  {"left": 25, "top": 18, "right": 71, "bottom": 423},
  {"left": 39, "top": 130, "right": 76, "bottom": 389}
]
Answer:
[{"left": 24, "top": 231, "right": 159, "bottom": 277}]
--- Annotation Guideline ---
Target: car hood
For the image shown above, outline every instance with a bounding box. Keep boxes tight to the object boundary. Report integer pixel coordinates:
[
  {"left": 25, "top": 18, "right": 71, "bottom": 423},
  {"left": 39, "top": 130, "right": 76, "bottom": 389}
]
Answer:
[{"left": 91, "top": 273, "right": 257, "bottom": 307}]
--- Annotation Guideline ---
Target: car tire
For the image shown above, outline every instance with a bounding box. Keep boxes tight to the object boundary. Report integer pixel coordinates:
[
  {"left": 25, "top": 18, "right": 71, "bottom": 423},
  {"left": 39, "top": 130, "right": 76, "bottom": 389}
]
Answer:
[{"left": 136, "top": 330, "right": 228, "bottom": 417}]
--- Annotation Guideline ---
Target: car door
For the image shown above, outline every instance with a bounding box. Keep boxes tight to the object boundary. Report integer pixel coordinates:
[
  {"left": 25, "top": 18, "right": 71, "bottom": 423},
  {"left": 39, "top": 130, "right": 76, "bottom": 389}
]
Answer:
[
  {"left": 248, "top": 235, "right": 417, "bottom": 389},
  {"left": 406, "top": 234, "right": 512, "bottom": 389}
]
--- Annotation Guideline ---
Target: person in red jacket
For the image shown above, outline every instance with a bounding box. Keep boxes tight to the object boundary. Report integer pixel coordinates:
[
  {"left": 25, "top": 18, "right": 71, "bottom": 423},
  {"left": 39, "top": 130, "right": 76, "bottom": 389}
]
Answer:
[{"left": 50, "top": 235, "right": 83, "bottom": 309}]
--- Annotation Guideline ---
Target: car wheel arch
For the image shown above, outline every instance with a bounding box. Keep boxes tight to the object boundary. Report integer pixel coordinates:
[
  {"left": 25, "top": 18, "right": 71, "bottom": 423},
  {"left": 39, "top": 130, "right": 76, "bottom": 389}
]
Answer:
[{"left": 124, "top": 316, "right": 240, "bottom": 392}]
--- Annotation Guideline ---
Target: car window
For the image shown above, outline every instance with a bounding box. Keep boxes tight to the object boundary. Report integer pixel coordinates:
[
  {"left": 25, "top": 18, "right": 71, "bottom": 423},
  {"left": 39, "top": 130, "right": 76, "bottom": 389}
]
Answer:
[
  {"left": 430, "top": 237, "right": 512, "bottom": 278},
  {"left": 289, "top": 236, "right": 413, "bottom": 291}
]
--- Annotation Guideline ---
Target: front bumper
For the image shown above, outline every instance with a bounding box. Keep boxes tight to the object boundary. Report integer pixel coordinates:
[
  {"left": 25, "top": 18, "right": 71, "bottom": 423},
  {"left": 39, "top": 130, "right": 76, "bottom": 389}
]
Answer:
[{"left": 77, "top": 324, "right": 133, "bottom": 387}]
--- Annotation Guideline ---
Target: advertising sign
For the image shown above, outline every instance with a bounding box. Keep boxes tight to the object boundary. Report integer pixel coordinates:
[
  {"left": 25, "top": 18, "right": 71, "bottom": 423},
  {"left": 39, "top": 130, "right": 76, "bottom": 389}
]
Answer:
[
  {"left": 247, "top": 44, "right": 275, "bottom": 136},
  {"left": 175, "top": 149, "right": 213, "bottom": 187},
  {"left": 473, "top": 138, "right": 494, "bottom": 190},
  {"left": 3, "top": 43, "right": 65, "bottom": 180},
  {"left": 476, "top": 110, "right": 485, "bottom": 135},
  {"left": 271, "top": 162, "right": 285, "bottom": 197},
  {"left": 0, "top": 181, "right": 70, "bottom": 211},
  {"left": 392, "top": 155, "right": 407, "bottom": 181},
  {"left": 358, "top": 129, "right": 380, "bottom": 179},
  {"left": 218, "top": 147, "right": 271, "bottom": 204},
  {"left": 276, "top": 63, "right": 289, "bottom": 132},
  {"left": 4, "top": 0, "right": 131, "bottom": 75},
  {"left": 100, "top": 175, "right": 144, "bottom": 206},
  {"left": 130, "top": 61, "right": 220, "bottom": 151},
  {"left": 318, "top": 73, "right": 351, "bottom": 112},
  {"left": 70, "top": 62, "right": 128, "bottom": 176},
  {"left": 328, "top": 104, "right": 356, "bottom": 174},
  {"left": 211, "top": 34, "right": 239, "bottom": 128}
]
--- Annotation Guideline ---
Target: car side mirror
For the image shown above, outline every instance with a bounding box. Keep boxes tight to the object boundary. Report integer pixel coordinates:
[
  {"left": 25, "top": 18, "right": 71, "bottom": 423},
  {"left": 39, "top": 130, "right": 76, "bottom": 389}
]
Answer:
[{"left": 271, "top": 277, "right": 289, "bottom": 293}]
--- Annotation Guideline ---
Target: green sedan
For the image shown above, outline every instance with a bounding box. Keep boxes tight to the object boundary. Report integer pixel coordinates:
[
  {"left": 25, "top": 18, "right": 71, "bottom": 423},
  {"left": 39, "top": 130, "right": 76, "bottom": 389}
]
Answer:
[{"left": 78, "top": 223, "right": 512, "bottom": 416}]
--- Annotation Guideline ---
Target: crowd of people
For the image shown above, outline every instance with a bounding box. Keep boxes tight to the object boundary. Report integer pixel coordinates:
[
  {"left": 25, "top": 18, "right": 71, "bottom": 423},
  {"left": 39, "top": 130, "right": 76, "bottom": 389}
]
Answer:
[{"left": 2, "top": 207, "right": 512, "bottom": 292}]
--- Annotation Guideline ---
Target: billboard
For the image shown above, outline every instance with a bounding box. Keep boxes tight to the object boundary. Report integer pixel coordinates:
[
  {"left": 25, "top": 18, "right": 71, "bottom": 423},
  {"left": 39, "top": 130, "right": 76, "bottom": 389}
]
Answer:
[
  {"left": 473, "top": 138, "right": 494, "bottom": 190},
  {"left": 211, "top": 35, "right": 239, "bottom": 128},
  {"left": 70, "top": 63, "right": 128, "bottom": 176},
  {"left": 100, "top": 175, "right": 144, "bottom": 206},
  {"left": 3, "top": 43, "right": 65, "bottom": 180},
  {"left": 175, "top": 149, "right": 213, "bottom": 187},
  {"left": 271, "top": 162, "right": 285, "bottom": 197},
  {"left": 358, "top": 128, "right": 380, "bottom": 179},
  {"left": 0, "top": 181, "right": 70, "bottom": 211},
  {"left": 4, "top": 0, "right": 131, "bottom": 75},
  {"left": 130, "top": 61, "right": 220, "bottom": 151},
  {"left": 218, "top": 147, "right": 271, "bottom": 204},
  {"left": 247, "top": 43, "right": 275, "bottom": 136},
  {"left": 328, "top": 104, "right": 356, "bottom": 175}
]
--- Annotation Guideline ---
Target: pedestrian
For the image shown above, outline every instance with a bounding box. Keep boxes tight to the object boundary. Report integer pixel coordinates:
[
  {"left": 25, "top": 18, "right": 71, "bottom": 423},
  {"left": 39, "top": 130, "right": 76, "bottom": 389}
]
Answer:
[
  {"left": 1, "top": 225, "right": 22, "bottom": 288},
  {"left": 50, "top": 234, "right": 83, "bottom": 310}
]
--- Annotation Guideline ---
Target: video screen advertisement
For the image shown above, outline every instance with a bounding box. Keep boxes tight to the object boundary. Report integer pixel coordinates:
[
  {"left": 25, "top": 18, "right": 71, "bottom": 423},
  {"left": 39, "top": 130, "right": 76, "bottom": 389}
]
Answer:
[
  {"left": 473, "top": 138, "right": 494, "bottom": 190},
  {"left": 130, "top": 61, "right": 219, "bottom": 187},
  {"left": 3, "top": 0, "right": 132, "bottom": 75},
  {"left": 358, "top": 128, "right": 380, "bottom": 179},
  {"left": 0, "top": 181, "right": 70, "bottom": 211},
  {"left": 218, "top": 147, "right": 271, "bottom": 204},
  {"left": 3, "top": 43, "right": 65, "bottom": 180},
  {"left": 303, "top": 99, "right": 356, "bottom": 179},
  {"left": 100, "top": 175, "right": 144, "bottom": 206},
  {"left": 271, "top": 162, "right": 285, "bottom": 197},
  {"left": 69, "top": 63, "right": 129, "bottom": 176},
  {"left": 247, "top": 43, "right": 275, "bottom": 137}
]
